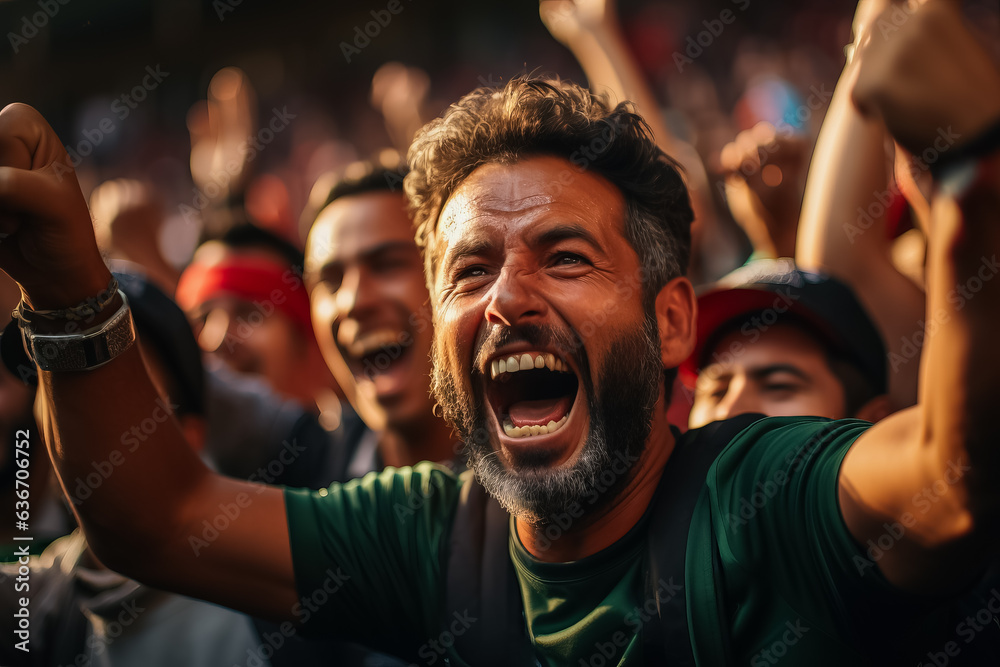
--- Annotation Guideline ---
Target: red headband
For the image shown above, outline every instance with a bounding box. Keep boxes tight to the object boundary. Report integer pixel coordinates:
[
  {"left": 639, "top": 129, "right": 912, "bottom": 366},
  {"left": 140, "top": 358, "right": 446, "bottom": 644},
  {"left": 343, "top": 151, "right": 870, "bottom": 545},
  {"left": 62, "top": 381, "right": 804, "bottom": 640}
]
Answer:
[{"left": 176, "top": 257, "right": 314, "bottom": 340}]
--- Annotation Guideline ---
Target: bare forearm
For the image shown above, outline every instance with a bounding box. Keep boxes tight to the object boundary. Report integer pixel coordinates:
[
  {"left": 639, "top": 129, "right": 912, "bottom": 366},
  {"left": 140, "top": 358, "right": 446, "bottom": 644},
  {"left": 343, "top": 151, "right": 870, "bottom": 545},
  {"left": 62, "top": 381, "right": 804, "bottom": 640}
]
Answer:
[
  {"left": 0, "top": 103, "right": 298, "bottom": 619},
  {"left": 566, "top": 22, "right": 718, "bottom": 242},
  {"left": 797, "top": 59, "right": 924, "bottom": 409},
  {"left": 924, "top": 162, "right": 1000, "bottom": 520},
  {"left": 838, "top": 0, "right": 1000, "bottom": 592},
  {"left": 40, "top": 340, "right": 210, "bottom": 568},
  {"left": 797, "top": 61, "right": 889, "bottom": 271},
  {"left": 575, "top": 24, "right": 673, "bottom": 150}
]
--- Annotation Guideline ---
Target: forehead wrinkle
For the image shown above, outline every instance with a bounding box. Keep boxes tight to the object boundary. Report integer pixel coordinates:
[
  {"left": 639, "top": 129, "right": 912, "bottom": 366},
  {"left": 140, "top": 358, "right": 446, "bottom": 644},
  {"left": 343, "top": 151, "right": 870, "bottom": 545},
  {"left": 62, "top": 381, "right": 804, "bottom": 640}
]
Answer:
[
  {"left": 474, "top": 192, "right": 552, "bottom": 213},
  {"left": 439, "top": 194, "right": 552, "bottom": 234}
]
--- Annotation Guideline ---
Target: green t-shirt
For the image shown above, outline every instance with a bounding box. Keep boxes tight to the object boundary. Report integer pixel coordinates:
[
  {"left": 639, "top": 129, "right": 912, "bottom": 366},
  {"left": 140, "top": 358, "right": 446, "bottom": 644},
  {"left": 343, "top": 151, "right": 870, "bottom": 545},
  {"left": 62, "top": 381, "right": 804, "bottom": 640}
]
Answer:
[{"left": 284, "top": 416, "right": 922, "bottom": 665}]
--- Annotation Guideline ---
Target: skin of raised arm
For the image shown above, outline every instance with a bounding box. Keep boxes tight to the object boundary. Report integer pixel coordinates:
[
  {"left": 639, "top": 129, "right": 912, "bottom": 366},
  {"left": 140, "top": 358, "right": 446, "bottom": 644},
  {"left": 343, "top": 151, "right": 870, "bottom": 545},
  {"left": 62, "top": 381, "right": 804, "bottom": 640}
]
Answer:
[
  {"left": 838, "top": 0, "right": 1000, "bottom": 594},
  {"left": 539, "top": 0, "right": 718, "bottom": 240},
  {"left": 795, "top": 31, "right": 924, "bottom": 411},
  {"left": 0, "top": 103, "right": 298, "bottom": 622}
]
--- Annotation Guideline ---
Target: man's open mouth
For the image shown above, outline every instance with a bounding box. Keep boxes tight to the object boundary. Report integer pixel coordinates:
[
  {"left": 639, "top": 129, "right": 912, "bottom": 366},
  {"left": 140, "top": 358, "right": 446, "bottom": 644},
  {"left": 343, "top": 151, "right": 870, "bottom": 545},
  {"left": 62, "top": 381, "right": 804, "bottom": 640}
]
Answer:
[
  {"left": 485, "top": 350, "right": 581, "bottom": 439},
  {"left": 341, "top": 329, "right": 415, "bottom": 399},
  {"left": 344, "top": 330, "right": 409, "bottom": 366}
]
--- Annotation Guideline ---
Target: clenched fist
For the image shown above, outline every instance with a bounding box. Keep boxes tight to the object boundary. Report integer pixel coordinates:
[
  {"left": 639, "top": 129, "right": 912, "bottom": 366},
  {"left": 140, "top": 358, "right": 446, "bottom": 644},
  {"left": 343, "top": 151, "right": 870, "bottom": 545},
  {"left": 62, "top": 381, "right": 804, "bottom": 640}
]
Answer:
[
  {"left": 852, "top": 0, "right": 1000, "bottom": 156},
  {"left": 0, "top": 103, "right": 111, "bottom": 310}
]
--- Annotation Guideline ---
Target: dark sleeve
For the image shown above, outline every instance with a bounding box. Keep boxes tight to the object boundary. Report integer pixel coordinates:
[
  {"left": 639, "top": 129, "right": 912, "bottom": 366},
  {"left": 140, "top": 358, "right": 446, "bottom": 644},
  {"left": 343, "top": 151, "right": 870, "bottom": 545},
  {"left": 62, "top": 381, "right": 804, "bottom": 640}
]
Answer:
[
  {"left": 283, "top": 462, "right": 463, "bottom": 658},
  {"left": 696, "top": 417, "right": 939, "bottom": 664},
  {"left": 203, "top": 364, "right": 316, "bottom": 480}
]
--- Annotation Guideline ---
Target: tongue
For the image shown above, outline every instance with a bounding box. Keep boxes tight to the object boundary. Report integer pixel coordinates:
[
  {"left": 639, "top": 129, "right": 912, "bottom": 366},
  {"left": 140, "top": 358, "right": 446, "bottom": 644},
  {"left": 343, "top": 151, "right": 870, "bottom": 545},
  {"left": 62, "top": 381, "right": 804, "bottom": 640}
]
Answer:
[{"left": 508, "top": 396, "right": 572, "bottom": 427}]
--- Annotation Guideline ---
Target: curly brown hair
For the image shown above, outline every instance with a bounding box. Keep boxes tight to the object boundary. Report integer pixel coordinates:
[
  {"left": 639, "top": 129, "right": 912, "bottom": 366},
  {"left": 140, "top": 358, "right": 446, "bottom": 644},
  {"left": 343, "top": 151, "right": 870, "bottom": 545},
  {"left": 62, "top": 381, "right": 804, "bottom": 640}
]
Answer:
[{"left": 404, "top": 75, "right": 693, "bottom": 303}]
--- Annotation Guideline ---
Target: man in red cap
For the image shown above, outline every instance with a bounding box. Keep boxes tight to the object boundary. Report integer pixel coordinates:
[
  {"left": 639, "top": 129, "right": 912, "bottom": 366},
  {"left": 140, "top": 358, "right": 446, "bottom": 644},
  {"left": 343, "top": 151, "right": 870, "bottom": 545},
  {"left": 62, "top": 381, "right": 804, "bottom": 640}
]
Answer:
[{"left": 683, "top": 258, "right": 893, "bottom": 429}]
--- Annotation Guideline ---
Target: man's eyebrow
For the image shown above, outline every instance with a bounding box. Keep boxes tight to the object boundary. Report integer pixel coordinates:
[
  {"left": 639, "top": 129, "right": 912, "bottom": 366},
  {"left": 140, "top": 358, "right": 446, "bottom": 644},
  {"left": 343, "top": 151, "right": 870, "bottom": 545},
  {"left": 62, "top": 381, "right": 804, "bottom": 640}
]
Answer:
[
  {"left": 441, "top": 233, "right": 494, "bottom": 271},
  {"left": 309, "top": 240, "right": 417, "bottom": 282},
  {"left": 533, "top": 224, "right": 603, "bottom": 251},
  {"left": 357, "top": 240, "right": 419, "bottom": 261},
  {"left": 750, "top": 364, "right": 811, "bottom": 382}
]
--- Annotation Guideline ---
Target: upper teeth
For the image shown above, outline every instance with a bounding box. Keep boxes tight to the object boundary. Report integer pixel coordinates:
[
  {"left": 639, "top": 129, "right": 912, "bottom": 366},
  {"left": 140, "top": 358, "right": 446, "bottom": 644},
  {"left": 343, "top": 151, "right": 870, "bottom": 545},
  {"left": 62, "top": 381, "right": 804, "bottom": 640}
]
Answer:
[
  {"left": 490, "top": 352, "right": 568, "bottom": 379},
  {"left": 347, "top": 330, "right": 404, "bottom": 358}
]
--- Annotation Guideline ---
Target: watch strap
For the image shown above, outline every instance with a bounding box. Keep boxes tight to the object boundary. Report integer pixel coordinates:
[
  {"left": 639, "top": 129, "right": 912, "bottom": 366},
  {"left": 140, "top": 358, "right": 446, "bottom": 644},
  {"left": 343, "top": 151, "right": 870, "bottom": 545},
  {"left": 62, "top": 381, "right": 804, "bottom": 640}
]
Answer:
[{"left": 20, "top": 292, "right": 136, "bottom": 372}]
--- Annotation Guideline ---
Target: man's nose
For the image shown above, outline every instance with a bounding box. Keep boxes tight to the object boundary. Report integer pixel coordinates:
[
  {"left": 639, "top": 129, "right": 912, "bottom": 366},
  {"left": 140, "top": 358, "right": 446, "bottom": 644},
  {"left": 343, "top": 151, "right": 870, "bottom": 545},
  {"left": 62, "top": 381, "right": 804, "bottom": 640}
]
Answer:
[
  {"left": 335, "top": 266, "right": 376, "bottom": 321},
  {"left": 484, "top": 267, "right": 547, "bottom": 327}
]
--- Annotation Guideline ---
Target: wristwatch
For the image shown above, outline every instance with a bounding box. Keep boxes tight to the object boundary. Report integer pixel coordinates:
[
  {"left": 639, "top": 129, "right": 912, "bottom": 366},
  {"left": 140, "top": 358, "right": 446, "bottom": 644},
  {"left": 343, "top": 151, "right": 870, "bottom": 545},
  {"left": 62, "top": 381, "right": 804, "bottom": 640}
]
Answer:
[{"left": 17, "top": 292, "right": 136, "bottom": 372}]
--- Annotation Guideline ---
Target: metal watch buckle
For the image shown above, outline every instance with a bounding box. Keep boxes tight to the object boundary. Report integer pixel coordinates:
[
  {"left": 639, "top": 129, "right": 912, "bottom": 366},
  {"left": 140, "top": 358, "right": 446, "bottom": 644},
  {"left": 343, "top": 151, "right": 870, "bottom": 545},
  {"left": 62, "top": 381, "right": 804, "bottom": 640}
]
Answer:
[{"left": 21, "top": 292, "right": 136, "bottom": 372}]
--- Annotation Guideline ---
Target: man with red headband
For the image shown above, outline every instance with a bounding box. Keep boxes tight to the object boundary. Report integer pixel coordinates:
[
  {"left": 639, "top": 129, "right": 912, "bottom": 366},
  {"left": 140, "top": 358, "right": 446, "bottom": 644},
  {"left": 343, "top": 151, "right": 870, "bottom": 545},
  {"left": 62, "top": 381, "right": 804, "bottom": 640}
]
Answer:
[{"left": 176, "top": 224, "right": 341, "bottom": 423}]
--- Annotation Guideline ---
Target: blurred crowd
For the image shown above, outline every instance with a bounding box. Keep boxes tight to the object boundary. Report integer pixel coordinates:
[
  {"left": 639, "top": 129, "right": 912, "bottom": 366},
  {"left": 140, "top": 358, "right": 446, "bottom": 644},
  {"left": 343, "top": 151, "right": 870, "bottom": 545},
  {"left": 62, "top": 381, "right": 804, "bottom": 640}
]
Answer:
[{"left": 0, "top": 0, "right": 999, "bottom": 664}]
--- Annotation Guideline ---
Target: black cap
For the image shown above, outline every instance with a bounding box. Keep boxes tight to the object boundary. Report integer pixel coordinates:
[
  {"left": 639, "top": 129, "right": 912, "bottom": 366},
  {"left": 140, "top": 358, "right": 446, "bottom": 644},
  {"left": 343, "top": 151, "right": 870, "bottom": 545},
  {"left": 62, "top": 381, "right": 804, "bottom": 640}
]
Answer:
[
  {"left": 681, "top": 259, "right": 887, "bottom": 395},
  {"left": 0, "top": 271, "right": 205, "bottom": 415},
  {"left": 0, "top": 317, "right": 36, "bottom": 387},
  {"left": 116, "top": 271, "right": 205, "bottom": 416}
]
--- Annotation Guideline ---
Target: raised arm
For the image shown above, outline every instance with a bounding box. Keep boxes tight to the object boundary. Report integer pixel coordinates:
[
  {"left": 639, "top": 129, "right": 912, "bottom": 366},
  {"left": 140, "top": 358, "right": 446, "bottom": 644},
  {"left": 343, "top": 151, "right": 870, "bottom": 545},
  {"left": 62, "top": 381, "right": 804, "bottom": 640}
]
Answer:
[
  {"left": 539, "top": 0, "right": 721, "bottom": 260},
  {"left": 0, "top": 103, "right": 297, "bottom": 621},
  {"left": 838, "top": 0, "right": 1000, "bottom": 593},
  {"left": 796, "top": 0, "right": 925, "bottom": 411}
]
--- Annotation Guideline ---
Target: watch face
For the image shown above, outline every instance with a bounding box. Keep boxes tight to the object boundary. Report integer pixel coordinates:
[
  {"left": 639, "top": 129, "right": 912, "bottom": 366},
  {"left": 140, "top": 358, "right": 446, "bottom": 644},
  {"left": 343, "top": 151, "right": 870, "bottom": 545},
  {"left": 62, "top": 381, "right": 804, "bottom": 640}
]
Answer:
[
  {"left": 23, "top": 298, "right": 136, "bottom": 373},
  {"left": 0, "top": 319, "right": 36, "bottom": 387}
]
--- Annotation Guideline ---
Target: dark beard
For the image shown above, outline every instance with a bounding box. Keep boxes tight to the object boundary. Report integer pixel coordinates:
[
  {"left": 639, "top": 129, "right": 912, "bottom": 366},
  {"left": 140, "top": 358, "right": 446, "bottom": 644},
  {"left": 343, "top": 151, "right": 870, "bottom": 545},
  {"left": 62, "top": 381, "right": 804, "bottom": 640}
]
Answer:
[{"left": 430, "top": 310, "right": 662, "bottom": 527}]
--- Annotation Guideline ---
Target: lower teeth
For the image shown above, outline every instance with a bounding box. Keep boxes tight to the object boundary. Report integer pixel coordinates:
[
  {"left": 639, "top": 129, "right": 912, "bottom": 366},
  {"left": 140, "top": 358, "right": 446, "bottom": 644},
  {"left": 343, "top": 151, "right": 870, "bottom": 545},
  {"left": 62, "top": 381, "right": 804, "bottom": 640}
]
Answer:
[{"left": 502, "top": 414, "right": 568, "bottom": 438}]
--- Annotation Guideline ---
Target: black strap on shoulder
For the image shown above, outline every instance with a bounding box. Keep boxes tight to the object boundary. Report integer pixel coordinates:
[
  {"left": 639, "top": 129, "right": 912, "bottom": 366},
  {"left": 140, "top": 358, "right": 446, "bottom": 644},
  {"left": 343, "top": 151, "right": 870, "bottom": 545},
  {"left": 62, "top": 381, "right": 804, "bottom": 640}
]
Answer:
[
  {"left": 444, "top": 415, "right": 764, "bottom": 666},
  {"left": 642, "top": 413, "right": 764, "bottom": 666},
  {"left": 445, "top": 470, "right": 534, "bottom": 666}
]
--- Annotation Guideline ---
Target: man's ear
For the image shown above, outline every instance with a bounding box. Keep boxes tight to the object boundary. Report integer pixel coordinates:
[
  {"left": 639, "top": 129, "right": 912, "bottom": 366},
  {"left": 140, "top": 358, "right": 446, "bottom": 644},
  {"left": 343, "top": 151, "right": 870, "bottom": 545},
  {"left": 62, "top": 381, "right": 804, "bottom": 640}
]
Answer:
[
  {"left": 853, "top": 394, "right": 893, "bottom": 424},
  {"left": 655, "top": 276, "right": 697, "bottom": 370}
]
